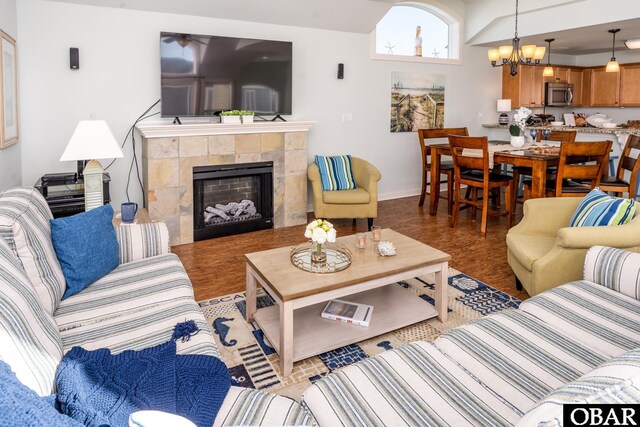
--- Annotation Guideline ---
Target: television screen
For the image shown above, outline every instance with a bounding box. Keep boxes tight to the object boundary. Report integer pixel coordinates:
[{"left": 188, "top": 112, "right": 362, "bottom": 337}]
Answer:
[{"left": 160, "top": 32, "right": 292, "bottom": 117}]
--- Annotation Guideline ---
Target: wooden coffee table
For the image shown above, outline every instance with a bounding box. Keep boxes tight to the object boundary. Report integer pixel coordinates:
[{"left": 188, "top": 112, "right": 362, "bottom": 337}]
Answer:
[{"left": 245, "top": 229, "right": 450, "bottom": 376}]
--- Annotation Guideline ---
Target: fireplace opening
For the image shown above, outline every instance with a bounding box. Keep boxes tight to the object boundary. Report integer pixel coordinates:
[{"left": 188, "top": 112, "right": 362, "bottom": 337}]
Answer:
[{"left": 193, "top": 162, "right": 273, "bottom": 241}]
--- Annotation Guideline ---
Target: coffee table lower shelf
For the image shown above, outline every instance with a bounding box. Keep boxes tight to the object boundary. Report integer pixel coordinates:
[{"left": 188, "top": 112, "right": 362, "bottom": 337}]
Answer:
[{"left": 252, "top": 284, "right": 438, "bottom": 362}]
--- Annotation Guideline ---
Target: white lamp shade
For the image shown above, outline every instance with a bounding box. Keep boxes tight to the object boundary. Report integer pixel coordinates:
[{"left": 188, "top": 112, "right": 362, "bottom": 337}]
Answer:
[
  {"left": 60, "top": 120, "right": 124, "bottom": 161},
  {"left": 497, "top": 99, "right": 512, "bottom": 112},
  {"left": 606, "top": 60, "right": 620, "bottom": 73}
]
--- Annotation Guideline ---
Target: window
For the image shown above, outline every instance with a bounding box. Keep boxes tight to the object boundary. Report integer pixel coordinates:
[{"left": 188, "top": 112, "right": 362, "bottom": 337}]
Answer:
[{"left": 373, "top": 2, "right": 461, "bottom": 63}]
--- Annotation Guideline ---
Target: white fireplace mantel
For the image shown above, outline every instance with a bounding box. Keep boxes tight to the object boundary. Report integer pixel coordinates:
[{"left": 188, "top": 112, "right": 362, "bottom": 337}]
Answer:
[{"left": 137, "top": 121, "right": 316, "bottom": 138}]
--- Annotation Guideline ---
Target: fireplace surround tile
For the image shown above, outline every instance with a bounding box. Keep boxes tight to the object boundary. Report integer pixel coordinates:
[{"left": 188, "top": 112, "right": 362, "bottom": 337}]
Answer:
[
  {"left": 260, "top": 133, "right": 284, "bottom": 152},
  {"left": 208, "top": 154, "right": 236, "bottom": 165},
  {"left": 208, "top": 135, "right": 235, "bottom": 154},
  {"left": 285, "top": 132, "right": 307, "bottom": 150},
  {"left": 179, "top": 136, "right": 208, "bottom": 157},
  {"left": 236, "top": 153, "right": 261, "bottom": 163},
  {"left": 179, "top": 156, "right": 208, "bottom": 187},
  {"left": 147, "top": 137, "right": 178, "bottom": 158},
  {"left": 284, "top": 150, "right": 308, "bottom": 175},
  {"left": 147, "top": 158, "right": 179, "bottom": 190},
  {"left": 235, "top": 134, "right": 261, "bottom": 153}
]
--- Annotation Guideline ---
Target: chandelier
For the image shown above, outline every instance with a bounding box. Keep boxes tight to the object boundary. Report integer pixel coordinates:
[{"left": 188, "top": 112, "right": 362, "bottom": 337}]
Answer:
[{"left": 487, "top": 0, "right": 546, "bottom": 76}]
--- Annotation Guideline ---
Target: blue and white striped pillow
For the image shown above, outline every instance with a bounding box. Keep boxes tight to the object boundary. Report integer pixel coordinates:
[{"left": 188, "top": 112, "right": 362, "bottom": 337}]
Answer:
[
  {"left": 569, "top": 188, "right": 636, "bottom": 227},
  {"left": 315, "top": 155, "right": 357, "bottom": 191}
]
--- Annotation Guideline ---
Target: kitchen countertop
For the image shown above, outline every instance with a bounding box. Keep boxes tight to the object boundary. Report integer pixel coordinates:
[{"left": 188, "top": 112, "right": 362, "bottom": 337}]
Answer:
[{"left": 483, "top": 123, "right": 640, "bottom": 135}]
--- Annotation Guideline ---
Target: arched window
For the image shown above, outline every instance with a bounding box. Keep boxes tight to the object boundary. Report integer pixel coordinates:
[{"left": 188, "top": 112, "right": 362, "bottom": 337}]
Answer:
[{"left": 373, "top": 2, "right": 461, "bottom": 63}]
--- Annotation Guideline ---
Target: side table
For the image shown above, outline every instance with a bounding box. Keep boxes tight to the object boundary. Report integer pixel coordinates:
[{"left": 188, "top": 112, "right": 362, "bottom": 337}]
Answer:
[{"left": 112, "top": 207, "right": 152, "bottom": 227}]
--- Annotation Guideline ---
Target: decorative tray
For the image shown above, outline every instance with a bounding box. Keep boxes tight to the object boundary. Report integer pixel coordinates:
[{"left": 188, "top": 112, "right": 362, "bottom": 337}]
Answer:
[{"left": 290, "top": 242, "right": 352, "bottom": 274}]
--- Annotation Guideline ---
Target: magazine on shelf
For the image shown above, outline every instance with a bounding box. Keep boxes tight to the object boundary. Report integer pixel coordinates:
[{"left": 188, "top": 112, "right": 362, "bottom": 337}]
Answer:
[{"left": 321, "top": 299, "right": 374, "bottom": 327}]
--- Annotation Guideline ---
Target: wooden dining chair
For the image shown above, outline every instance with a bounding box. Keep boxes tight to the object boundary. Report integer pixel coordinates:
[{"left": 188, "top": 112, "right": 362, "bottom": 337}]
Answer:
[
  {"left": 523, "top": 140, "right": 612, "bottom": 197},
  {"left": 447, "top": 135, "right": 513, "bottom": 237},
  {"left": 598, "top": 135, "right": 640, "bottom": 199},
  {"left": 511, "top": 130, "right": 577, "bottom": 210},
  {"left": 418, "top": 127, "right": 468, "bottom": 215}
]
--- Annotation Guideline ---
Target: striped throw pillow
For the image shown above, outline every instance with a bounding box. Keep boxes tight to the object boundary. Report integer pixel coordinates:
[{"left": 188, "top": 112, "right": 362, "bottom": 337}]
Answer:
[
  {"left": 315, "top": 155, "right": 357, "bottom": 191},
  {"left": 569, "top": 188, "right": 636, "bottom": 227},
  {"left": 584, "top": 246, "right": 640, "bottom": 300},
  {"left": 0, "top": 235, "right": 63, "bottom": 396},
  {"left": 115, "top": 222, "right": 171, "bottom": 264},
  {"left": 0, "top": 188, "right": 67, "bottom": 314}
]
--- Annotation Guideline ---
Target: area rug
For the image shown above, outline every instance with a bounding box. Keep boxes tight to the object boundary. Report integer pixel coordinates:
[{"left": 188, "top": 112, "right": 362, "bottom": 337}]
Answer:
[{"left": 197, "top": 267, "right": 520, "bottom": 401}]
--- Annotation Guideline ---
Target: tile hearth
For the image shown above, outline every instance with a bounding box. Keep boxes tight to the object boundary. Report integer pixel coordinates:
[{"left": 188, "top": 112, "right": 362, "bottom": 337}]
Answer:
[{"left": 140, "top": 123, "right": 312, "bottom": 245}]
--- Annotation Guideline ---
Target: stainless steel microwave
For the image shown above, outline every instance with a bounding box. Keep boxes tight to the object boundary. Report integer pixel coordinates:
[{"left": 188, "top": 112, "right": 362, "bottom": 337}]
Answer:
[{"left": 545, "top": 82, "right": 574, "bottom": 107}]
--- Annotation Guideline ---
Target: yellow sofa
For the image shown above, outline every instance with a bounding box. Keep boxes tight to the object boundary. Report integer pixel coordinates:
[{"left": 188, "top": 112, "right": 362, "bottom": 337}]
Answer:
[
  {"left": 308, "top": 157, "right": 381, "bottom": 228},
  {"left": 507, "top": 197, "right": 640, "bottom": 296}
]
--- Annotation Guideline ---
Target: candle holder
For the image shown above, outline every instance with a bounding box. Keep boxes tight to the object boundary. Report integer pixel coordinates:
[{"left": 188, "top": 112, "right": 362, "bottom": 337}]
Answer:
[
  {"left": 355, "top": 232, "right": 366, "bottom": 249},
  {"left": 371, "top": 226, "right": 382, "bottom": 242}
]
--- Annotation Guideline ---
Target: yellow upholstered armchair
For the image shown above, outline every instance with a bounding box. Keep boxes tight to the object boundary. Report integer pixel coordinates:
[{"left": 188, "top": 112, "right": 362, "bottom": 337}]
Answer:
[
  {"left": 308, "top": 157, "right": 381, "bottom": 230},
  {"left": 506, "top": 197, "right": 640, "bottom": 296}
]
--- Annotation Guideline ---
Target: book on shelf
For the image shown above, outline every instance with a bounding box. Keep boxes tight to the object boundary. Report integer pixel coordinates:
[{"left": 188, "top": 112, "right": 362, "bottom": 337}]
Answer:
[{"left": 321, "top": 299, "right": 373, "bottom": 327}]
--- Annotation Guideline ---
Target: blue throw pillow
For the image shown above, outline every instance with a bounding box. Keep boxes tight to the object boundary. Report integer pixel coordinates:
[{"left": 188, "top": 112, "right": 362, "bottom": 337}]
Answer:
[
  {"left": 315, "top": 155, "right": 357, "bottom": 191},
  {"left": 569, "top": 188, "right": 636, "bottom": 227},
  {"left": 51, "top": 205, "right": 119, "bottom": 299}
]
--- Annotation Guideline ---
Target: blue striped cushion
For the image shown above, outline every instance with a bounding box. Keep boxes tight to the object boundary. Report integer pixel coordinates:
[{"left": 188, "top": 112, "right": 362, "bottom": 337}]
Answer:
[
  {"left": 584, "top": 246, "right": 640, "bottom": 301},
  {"left": 315, "top": 155, "right": 357, "bottom": 191},
  {"left": 569, "top": 188, "right": 636, "bottom": 227},
  {"left": 0, "top": 236, "right": 63, "bottom": 396}
]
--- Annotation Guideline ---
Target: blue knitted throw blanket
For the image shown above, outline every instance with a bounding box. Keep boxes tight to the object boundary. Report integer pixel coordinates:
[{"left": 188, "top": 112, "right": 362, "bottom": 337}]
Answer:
[
  {"left": 0, "top": 360, "right": 81, "bottom": 427},
  {"left": 56, "top": 321, "right": 230, "bottom": 427}
]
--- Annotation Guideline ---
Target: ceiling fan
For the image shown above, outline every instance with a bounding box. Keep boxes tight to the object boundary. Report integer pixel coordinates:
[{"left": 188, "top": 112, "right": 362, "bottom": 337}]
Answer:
[{"left": 162, "top": 34, "right": 206, "bottom": 48}]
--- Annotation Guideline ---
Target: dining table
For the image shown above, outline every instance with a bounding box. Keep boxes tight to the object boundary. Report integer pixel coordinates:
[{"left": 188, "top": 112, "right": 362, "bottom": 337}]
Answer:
[{"left": 428, "top": 140, "right": 560, "bottom": 216}]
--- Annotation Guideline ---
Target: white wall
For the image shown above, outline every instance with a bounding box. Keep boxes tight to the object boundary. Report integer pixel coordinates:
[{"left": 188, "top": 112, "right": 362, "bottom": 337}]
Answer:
[
  {"left": 0, "top": 0, "right": 21, "bottom": 190},
  {"left": 17, "top": 0, "right": 501, "bottom": 207},
  {"left": 466, "top": 0, "right": 640, "bottom": 44}
]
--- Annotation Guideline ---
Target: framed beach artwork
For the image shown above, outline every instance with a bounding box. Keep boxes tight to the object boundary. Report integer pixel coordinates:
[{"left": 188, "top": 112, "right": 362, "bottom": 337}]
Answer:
[
  {"left": 390, "top": 72, "right": 445, "bottom": 132},
  {"left": 1, "top": 31, "right": 18, "bottom": 149}
]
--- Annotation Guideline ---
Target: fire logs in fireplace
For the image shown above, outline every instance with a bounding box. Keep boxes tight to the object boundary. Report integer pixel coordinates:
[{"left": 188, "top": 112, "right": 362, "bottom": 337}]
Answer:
[
  {"left": 203, "top": 200, "right": 262, "bottom": 225},
  {"left": 193, "top": 162, "right": 273, "bottom": 240}
]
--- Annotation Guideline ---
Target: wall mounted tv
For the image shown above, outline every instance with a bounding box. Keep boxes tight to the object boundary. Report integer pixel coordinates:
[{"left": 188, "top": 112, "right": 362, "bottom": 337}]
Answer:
[{"left": 160, "top": 32, "right": 292, "bottom": 118}]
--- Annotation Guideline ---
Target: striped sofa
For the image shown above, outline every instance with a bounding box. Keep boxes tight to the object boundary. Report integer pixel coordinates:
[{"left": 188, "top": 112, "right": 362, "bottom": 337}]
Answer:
[
  {"left": 302, "top": 245, "right": 640, "bottom": 427},
  {"left": 0, "top": 188, "right": 312, "bottom": 426}
]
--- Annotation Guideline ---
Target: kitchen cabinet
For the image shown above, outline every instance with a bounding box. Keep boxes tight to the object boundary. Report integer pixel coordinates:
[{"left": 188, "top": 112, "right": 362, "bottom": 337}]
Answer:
[
  {"left": 502, "top": 65, "right": 544, "bottom": 108},
  {"left": 589, "top": 67, "right": 620, "bottom": 107},
  {"left": 620, "top": 64, "right": 640, "bottom": 106},
  {"left": 567, "top": 68, "right": 584, "bottom": 106},
  {"left": 502, "top": 65, "right": 584, "bottom": 108}
]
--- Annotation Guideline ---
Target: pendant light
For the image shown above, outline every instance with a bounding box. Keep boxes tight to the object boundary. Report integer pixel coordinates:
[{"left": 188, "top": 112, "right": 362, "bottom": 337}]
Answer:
[
  {"left": 487, "top": 0, "right": 542, "bottom": 76},
  {"left": 606, "top": 29, "right": 621, "bottom": 73},
  {"left": 542, "top": 38, "right": 555, "bottom": 77}
]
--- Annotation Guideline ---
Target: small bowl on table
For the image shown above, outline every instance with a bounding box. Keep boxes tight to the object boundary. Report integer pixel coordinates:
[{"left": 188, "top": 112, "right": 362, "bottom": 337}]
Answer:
[{"left": 550, "top": 121, "right": 564, "bottom": 127}]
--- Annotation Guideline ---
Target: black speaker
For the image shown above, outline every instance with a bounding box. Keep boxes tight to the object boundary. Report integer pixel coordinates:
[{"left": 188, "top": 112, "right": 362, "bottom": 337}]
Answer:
[
  {"left": 337, "top": 63, "right": 344, "bottom": 79},
  {"left": 70, "top": 47, "right": 79, "bottom": 70}
]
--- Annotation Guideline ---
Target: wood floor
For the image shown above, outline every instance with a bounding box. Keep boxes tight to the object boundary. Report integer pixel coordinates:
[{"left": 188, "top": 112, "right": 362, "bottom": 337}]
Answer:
[{"left": 173, "top": 195, "right": 530, "bottom": 302}]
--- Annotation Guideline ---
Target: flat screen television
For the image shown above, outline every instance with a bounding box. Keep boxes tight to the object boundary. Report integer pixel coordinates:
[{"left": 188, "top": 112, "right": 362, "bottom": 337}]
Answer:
[{"left": 160, "top": 32, "right": 292, "bottom": 117}]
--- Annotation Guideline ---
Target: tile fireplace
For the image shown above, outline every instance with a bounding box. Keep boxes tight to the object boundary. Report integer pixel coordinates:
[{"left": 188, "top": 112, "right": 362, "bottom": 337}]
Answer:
[{"left": 139, "top": 121, "right": 313, "bottom": 246}]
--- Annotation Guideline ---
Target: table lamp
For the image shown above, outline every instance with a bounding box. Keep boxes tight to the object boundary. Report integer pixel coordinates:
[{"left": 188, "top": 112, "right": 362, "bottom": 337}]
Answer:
[
  {"left": 497, "top": 99, "right": 512, "bottom": 125},
  {"left": 59, "top": 120, "right": 124, "bottom": 211}
]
